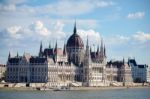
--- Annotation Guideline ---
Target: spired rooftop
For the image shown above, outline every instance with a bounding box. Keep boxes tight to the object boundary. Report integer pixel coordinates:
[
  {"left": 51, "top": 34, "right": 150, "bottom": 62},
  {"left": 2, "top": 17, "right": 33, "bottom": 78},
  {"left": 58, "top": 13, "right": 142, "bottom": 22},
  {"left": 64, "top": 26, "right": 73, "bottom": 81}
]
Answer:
[{"left": 66, "top": 21, "right": 84, "bottom": 48}]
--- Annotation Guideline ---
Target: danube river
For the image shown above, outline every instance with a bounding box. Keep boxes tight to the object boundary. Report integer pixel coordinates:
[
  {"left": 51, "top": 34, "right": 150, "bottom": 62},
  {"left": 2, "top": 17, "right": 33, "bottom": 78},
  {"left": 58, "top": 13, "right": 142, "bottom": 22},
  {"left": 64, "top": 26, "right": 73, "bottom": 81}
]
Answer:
[{"left": 0, "top": 87, "right": 150, "bottom": 99}]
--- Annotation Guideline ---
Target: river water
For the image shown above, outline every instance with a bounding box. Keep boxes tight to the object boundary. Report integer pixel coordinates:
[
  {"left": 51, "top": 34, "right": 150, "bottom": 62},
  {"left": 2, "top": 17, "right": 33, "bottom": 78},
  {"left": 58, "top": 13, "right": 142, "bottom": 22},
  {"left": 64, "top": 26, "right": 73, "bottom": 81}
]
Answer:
[{"left": 0, "top": 88, "right": 150, "bottom": 99}]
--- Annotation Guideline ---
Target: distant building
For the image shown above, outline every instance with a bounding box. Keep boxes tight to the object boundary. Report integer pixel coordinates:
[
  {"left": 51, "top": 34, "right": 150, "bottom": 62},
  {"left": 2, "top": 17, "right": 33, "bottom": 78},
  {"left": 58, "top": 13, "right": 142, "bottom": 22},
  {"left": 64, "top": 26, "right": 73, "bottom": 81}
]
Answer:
[
  {"left": 6, "top": 53, "right": 48, "bottom": 83},
  {"left": 147, "top": 65, "right": 150, "bottom": 83},
  {"left": 0, "top": 64, "right": 6, "bottom": 80},
  {"left": 128, "top": 58, "right": 148, "bottom": 83}
]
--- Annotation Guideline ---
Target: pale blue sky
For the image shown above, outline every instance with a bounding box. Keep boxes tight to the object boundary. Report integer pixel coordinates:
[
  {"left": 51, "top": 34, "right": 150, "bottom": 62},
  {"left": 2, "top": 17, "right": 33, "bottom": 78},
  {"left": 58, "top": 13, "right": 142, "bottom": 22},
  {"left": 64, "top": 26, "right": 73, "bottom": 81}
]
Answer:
[{"left": 0, "top": 0, "right": 150, "bottom": 64}]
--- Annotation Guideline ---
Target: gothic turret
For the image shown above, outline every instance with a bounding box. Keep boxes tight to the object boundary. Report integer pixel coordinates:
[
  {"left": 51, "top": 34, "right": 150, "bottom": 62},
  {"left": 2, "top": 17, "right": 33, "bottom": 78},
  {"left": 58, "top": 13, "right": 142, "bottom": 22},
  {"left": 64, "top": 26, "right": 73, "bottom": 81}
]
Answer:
[
  {"left": 100, "top": 38, "right": 104, "bottom": 63},
  {"left": 63, "top": 43, "right": 67, "bottom": 56},
  {"left": 39, "top": 41, "right": 43, "bottom": 57},
  {"left": 17, "top": 52, "right": 19, "bottom": 57},
  {"left": 84, "top": 36, "right": 91, "bottom": 64},
  {"left": 49, "top": 42, "right": 51, "bottom": 49},
  {"left": 104, "top": 44, "right": 106, "bottom": 58},
  {"left": 123, "top": 57, "right": 125, "bottom": 65},
  {"left": 8, "top": 51, "right": 11, "bottom": 59},
  {"left": 54, "top": 41, "right": 58, "bottom": 62}
]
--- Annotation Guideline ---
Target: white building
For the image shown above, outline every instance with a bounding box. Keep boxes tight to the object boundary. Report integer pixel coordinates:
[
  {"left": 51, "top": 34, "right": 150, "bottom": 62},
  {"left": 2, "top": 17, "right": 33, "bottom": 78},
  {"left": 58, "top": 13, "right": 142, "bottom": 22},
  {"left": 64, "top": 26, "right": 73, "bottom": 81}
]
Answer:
[
  {"left": 0, "top": 64, "right": 6, "bottom": 80},
  {"left": 6, "top": 22, "right": 135, "bottom": 87},
  {"left": 105, "top": 59, "right": 133, "bottom": 86},
  {"left": 146, "top": 65, "right": 150, "bottom": 83},
  {"left": 6, "top": 53, "right": 48, "bottom": 83}
]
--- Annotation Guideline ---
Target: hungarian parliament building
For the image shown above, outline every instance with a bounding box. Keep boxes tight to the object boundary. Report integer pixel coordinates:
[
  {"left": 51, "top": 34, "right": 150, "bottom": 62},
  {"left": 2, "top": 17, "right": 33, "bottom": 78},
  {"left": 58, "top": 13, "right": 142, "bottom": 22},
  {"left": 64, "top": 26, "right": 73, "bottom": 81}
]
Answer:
[{"left": 6, "top": 22, "right": 149, "bottom": 87}]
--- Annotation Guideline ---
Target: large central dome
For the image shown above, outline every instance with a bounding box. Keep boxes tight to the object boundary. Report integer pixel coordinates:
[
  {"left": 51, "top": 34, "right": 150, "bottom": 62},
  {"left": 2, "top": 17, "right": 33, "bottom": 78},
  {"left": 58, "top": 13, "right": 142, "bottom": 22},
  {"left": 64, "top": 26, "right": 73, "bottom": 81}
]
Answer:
[{"left": 66, "top": 22, "right": 84, "bottom": 48}]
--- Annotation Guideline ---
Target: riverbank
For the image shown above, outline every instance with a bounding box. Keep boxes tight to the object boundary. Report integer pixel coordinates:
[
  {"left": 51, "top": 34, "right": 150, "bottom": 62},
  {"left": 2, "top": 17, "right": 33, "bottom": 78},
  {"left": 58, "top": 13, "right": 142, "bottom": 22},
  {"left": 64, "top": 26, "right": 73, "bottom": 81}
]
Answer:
[
  {"left": 0, "top": 85, "right": 150, "bottom": 91},
  {"left": 72, "top": 86, "right": 150, "bottom": 91}
]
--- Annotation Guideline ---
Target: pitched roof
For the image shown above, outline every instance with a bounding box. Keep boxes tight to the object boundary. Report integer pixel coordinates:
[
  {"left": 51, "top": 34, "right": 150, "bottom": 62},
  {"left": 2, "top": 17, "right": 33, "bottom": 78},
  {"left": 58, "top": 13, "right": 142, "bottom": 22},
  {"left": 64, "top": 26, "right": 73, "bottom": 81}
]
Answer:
[
  {"left": 8, "top": 57, "right": 21, "bottom": 64},
  {"left": 30, "top": 57, "right": 47, "bottom": 63},
  {"left": 128, "top": 59, "right": 137, "bottom": 66}
]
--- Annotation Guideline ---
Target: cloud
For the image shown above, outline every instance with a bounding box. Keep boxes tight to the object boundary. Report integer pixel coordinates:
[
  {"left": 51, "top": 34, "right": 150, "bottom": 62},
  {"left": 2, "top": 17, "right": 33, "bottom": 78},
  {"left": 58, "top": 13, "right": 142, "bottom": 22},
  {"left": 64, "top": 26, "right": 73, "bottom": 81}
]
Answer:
[
  {"left": 95, "top": 1, "right": 114, "bottom": 7},
  {"left": 133, "top": 31, "right": 150, "bottom": 41},
  {"left": 0, "top": 20, "right": 66, "bottom": 45},
  {"left": 106, "top": 31, "right": 150, "bottom": 46},
  {"left": 30, "top": 21, "right": 51, "bottom": 37},
  {"left": 78, "top": 29, "right": 101, "bottom": 45},
  {"left": 0, "top": 4, "right": 16, "bottom": 12},
  {"left": 0, "top": 0, "right": 114, "bottom": 16},
  {"left": 33, "top": 0, "right": 114, "bottom": 16},
  {"left": 127, "top": 12, "right": 145, "bottom": 19},
  {"left": 106, "top": 35, "right": 130, "bottom": 45},
  {"left": 5, "top": 26, "right": 24, "bottom": 39},
  {"left": 52, "top": 21, "right": 66, "bottom": 39}
]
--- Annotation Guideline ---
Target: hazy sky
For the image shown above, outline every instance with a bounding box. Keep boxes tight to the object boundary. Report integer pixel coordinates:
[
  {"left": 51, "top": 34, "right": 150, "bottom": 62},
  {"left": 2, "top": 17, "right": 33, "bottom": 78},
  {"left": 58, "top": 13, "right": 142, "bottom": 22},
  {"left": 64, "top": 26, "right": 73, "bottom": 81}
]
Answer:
[{"left": 0, "top": 0, "right": 150, "bottom": 64}]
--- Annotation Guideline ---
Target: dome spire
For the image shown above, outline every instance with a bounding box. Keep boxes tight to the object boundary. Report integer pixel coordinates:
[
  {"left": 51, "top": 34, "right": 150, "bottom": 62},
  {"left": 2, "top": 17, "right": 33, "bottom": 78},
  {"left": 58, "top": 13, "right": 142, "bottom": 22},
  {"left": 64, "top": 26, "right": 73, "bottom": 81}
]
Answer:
[{"left": 73, "top": 20, "right": 77, "bottom": 34}]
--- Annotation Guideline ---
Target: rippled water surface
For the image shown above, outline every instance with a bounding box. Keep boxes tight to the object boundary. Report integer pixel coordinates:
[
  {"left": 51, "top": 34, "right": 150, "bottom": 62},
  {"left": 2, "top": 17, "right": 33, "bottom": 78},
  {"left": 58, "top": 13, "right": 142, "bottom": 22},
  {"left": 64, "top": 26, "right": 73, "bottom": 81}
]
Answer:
[{"left": 0, "top": 88, "right": 150, "bottom": 99}]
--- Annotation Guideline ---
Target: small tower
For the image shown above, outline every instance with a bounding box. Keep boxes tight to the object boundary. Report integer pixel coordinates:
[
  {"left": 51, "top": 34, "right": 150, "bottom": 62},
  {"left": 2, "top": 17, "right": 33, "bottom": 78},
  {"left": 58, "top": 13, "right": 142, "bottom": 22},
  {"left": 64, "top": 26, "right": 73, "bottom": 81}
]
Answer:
[
  {"left": 8, "top": 51, "right": 11, "bottom": 59},
  {"left": 96, "top": 45, "right": 100, "bottom": 55},
  {"left": 123, "top": 57, "right": 125, "bottom": 65},
  {"left": 17, "top": 52, "right": 19, "bottom": 57},
  {"left": 63, "top": 43, "right": 67, "bottom": 56},
  {"left": 49, "top": 42, "right": 51, "bottom": 49},
  {"left": 39, "top": 41, "right": 43, "bottom": 57},
  {"left": 84, "top": 36, "right": 91, "bottom": 62},
  {"left": 100, "top": 38, "right": 104, "bottom": 63},
  {"left": 54, "top": 41, "right": 58, "bottom": 62},
  {"left": 104, "top": 44, "right": 106, "bottom": 58},
  {"left": 103, "top": 44, "right": 107, "bottom": 63},
  {"left": 83, "top": 36, "right": 92, "bottom": 86}
]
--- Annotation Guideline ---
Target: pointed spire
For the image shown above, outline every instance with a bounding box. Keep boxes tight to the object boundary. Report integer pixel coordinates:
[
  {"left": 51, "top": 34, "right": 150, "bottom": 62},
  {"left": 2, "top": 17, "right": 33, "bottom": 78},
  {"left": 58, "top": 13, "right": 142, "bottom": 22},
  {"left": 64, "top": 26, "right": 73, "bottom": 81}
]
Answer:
[
  {"left": 73, "top": 20, "right": 77, "bottom": 34},
  {"left": 55, "top": 40, "right": 57, "bottom": 54},
  {"left": 17, "top": 51, "right": 19, "bottom": 57},
  {"left": 104, "top": 44, "right": 106, "bottom": 57},
  {"left": 97, "top": 45, "right": 100, "bottom": 54},
  {"left": 100, "top": 38, "right": 103, "bottom": 50},
  {"left": 54, "top": 41, "right": 58, "bottom": 62},
  {"left": 86, "top": 36, "right": 89, "bottom": 47},
  {"left": 85, "top": 36, "right": 90, "bottom": 54},
  {"left": 63, "top": 43, "right": 67, "bottom": 56},
  {"left": 85, "top": 36, "right": 91, "bottom": 63},
  {"left": 39, "top": 41, "right": 43, "bottom": 57},
  {"left": 123, "top": 57, "right": 125, "bottom": 65},
  {"left": 49, "top": 42, "right": 51, "bottom": 49},
  {"left": 90, "top": 46, "right": 92, "bottom": 53},
  {"left": 8, "top": 51, "right": 11, "bottom": 59},
  {"left": 100, "top": 37, "right": 104, "bottom": 55},
  {"left": 40, "top": 41, "right": 43, "bottom": 52}
]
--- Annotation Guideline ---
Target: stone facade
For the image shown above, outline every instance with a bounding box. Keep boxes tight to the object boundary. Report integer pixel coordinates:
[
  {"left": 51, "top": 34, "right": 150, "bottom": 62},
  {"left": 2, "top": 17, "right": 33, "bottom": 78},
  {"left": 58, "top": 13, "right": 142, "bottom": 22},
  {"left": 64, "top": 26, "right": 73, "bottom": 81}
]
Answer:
[
  {"left": 0, "top": 64, "right": 6, "bottom": 80},
  {"left": 6, "top": 22, "right": 137, "bottom": 87}
]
